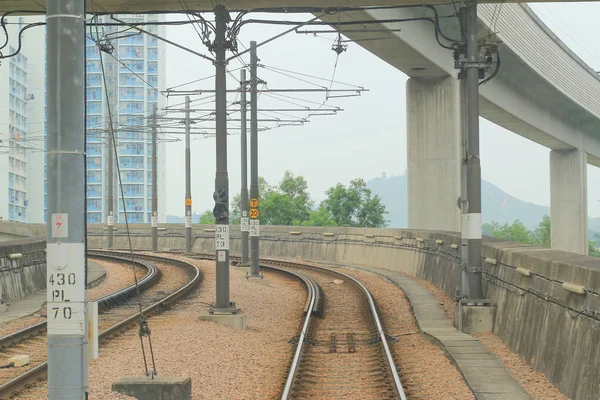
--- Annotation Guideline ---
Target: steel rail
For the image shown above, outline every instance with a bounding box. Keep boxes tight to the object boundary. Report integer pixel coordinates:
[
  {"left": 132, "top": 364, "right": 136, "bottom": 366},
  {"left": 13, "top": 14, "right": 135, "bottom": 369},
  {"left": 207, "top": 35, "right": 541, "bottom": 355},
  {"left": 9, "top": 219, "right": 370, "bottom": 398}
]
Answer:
[
  {"left": 0, "top": 254, "right": 156, "bottom": 351},
  {"left": 0, "top": 252, "right": 201, "bottom": 399},
  {"left": 188, "top": 252, "right": 405, "bottom": 399},
  {"left": 259, "top": 257, "right": 407, "bottom": 400}
]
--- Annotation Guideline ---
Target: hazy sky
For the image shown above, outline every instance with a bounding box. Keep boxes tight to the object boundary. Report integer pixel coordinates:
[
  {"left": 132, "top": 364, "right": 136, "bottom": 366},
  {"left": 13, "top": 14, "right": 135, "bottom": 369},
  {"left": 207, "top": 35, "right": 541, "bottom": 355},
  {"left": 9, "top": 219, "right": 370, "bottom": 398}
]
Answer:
[{"left": 162, "top": 3, "right": 600, "bottom": 219}]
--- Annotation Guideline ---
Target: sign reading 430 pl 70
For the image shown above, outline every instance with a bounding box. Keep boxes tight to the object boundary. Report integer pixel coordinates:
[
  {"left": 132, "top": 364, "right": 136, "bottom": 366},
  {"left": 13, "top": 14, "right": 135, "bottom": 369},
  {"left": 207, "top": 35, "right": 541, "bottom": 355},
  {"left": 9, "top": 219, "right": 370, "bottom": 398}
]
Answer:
[{"left": 46, "top": 241, "right": 86, "bottom": 336}]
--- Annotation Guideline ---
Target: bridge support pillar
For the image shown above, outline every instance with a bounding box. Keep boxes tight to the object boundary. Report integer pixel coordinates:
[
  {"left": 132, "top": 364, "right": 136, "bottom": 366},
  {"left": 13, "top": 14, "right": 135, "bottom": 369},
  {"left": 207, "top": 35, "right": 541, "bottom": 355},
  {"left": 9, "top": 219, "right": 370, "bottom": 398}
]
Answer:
[
  {"left": 550, "top": 149, "right": 588, "bottom": 255},
  {"left": 406, "top": 76, "right": 461, "bottom": 231}
]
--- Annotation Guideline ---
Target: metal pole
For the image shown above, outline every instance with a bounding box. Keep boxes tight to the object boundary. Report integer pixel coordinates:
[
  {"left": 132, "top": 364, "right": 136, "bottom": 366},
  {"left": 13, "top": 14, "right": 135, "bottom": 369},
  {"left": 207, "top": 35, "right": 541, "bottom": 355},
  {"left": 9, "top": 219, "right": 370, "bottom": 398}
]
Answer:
[
  {"left": 211, "top": 5, "right": 235, "bottom": 312},
  {"left": 249, "top": 41, "right": 261, "bottom": 278},
  {"left": 185, "top": 96, "right": 193, "bottom": 254},
  {"left": 151, "top": 106, "right": 158, "bottom": 252},
  {"left": 107, "top": 118, "right": 114, "bottom": 249},
  {"left": 460, "top": 0, "right": 484, "bottom": 300},
  {"left": 240, "top": 69, "right": 250, "bottom": 266},
  {"left": 47, "top": 0, "right": 88, "bottom": 398}
]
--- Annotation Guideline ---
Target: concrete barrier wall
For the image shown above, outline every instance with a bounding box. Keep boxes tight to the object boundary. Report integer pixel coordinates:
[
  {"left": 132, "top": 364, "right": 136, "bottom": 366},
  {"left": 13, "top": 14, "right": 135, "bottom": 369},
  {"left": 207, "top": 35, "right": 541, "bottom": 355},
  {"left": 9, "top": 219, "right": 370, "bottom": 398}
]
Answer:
[
  {"left": 87, "top": 223, "right": 600, "bottom": 400},
  {"left": 0, "top": 236, "right": 46, "bottom": 302},
  {"left": 0, "top": 221, "right": 45, "bottom": 241}
]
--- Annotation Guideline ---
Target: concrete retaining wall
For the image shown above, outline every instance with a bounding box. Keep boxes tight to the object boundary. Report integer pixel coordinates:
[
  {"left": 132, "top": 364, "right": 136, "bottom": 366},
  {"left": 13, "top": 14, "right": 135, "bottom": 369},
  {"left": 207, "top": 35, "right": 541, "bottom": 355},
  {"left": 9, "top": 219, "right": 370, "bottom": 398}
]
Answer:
[
  {"left": 87, "top": 223, "right": 600, "bottom": 400},
  {"left": 0, "top": 221, "right": 45, "bottom": 241},
  {"left": 0, "top": 235, "right": 46, "bottom": 302}
]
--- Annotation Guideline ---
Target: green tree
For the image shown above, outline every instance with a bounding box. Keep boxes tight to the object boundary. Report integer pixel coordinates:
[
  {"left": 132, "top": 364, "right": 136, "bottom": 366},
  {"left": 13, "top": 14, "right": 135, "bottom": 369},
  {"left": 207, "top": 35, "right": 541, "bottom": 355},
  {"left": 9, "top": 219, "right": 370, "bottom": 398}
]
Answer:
[
  {"left": 533, "top": 214, "right": 551, "bottom": 248},
  {"left": 489, "top": 220, "right": 535, "bottom": 244},
  {"left": 279, "top": 171, "right": 313, "bottom": 223},
  {"left": 322, "top": 179, "right": 387, "bottom": 228},
  {"left": 260, "top": 192, "right": 297, "bottom": 225},
  {"left": 229, "top": 177, "right": 272, "bottom": 223},
  {"left": 198, "top": 209, "right": 214, "bottom": 224},
  {"left": 229, "top": 193, "right": 241, "bottom": 225},
  {"left": 301, "top": 206, "right": 337, "bottom": 227},
  {"left": 589, "top": 241, "right": 600, "bottom": 257},
  {"left": 482, "top": 223, "right": 494, "bottom": 237}
]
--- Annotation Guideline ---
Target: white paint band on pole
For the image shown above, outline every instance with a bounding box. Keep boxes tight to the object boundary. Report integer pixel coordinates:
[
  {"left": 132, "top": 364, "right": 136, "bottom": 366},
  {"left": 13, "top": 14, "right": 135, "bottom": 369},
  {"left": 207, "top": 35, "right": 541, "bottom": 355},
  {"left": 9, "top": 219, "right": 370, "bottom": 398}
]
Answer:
[{"left": 461, "top": 213, "right": 481, "bottom": 239}]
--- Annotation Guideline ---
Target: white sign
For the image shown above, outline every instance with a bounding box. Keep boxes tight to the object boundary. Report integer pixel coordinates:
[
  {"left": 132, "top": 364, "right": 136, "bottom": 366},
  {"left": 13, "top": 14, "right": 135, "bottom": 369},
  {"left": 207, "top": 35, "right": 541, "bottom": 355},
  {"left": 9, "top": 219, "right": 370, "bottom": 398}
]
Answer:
[
  {"left": 107, "top": 215, "right": 114, "bottom": 226},
  {"left": 250, "top": 220, "right": 260, "bottom": 237},
  {"left": 185, "top": 215, "right": 192, "bottom": 228},
  {"left": 215, "top": 225, "right": 229, "bottom": 249},
  {"left": 242, "top": 210, "right": 248, "bottom": 217},
  {"left": 241, "top": 217, "right": 249, "bottom": 232},
  {"left": 51, "top": 213, "right": 68, "bottom": 238},
  {"left": 461, "top": 213, "right": 482, "bottom": 239},
  {"left": 151, "top": 215, "right": 158, "bottom": 228},
  {"left": 217, "top": 250, "right": 226, "bottom": 261},
  {"left": 47, "top": 243, "right": 86, "bottom": 335}
]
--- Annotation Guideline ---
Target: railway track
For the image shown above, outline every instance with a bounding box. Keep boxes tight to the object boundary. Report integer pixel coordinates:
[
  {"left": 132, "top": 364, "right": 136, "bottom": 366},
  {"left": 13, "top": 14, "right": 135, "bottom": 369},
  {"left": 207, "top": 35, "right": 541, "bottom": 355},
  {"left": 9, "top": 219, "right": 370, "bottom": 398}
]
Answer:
[
  {"left": 0, "top": 251, "right": 202, "bottom": 400},
  {"left": 191, "top": 254, "right": 407, "bottom": 400}
]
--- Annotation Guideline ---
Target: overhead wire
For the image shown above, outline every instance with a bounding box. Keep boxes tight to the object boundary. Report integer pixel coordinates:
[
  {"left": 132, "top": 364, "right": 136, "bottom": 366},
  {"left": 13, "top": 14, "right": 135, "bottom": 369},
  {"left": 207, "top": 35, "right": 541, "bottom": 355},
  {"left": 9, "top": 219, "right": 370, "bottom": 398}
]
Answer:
[{"left": 89, "top": 1, "right": 158, "bottom": 379}]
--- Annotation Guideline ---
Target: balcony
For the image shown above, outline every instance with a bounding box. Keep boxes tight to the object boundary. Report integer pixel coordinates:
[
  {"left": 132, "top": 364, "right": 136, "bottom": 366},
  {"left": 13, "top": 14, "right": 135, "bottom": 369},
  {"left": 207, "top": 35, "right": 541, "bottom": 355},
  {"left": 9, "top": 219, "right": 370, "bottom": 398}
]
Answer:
[
  {"left": 119, "top": 146, "right": 144, "bottom": 156},
  {"left": 120, "top": 34, "right": 144, "bottom": 45},
  {"left": 120, "top": 88, "right": 144, "bottom": 100},
  {"left": 87, "top": 213, "right": 102, "bottom": 224},
  {"left": 119, "top": 212, "right": 143, "bottom": 223},
  {"left": 87, "top": 204, "right": 102, "bottom": 212},
  {"left": 86, "top": 145, "right": 102, "bottom": 156},
  {"left": 119, "top": 47, "right": 144, "bottom": 59},
  {"left": 87, "top": 187, "right": 102, "bottom": 198},
  {"left": 119, "top": 76, "right": 144, "bottom": 87},
  {"left": 86, "top": 102, "right": 103, "bottom": 115},
  {"left": 87, "top": 157, "right": 102, "bottom": 170}
]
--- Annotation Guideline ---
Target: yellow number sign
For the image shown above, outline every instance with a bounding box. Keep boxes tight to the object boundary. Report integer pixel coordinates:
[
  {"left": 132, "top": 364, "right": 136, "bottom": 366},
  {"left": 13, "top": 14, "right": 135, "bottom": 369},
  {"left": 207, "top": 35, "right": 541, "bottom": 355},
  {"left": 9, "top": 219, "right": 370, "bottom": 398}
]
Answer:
[{"left": 249, "top": 209, "right": 259, "bottom": 219}]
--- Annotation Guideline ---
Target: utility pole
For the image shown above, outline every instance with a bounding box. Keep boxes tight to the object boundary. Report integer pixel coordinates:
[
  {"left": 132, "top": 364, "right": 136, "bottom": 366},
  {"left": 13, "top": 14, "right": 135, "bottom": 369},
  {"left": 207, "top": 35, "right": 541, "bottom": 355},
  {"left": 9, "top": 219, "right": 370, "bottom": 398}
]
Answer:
[
  {"left": 151, "top": 106, "right": 158, "bottom": 252},
  {"left": 211, "top": 5, "right": 237, "bottom": 313},
  {"left": 458, "top": 0, "right": 484, "bottom": 301},
  {"left": 185, "top": 96, "right": 193, "bottom": 254},
  {"left": 249, "top": 41, "right": 261, "bottom": 278},
  {"left": 240, "top": 69, "right": 250, "bottom": 266},
  {"left": 46, "top": 0, "right": 88, "bottom": 398},
  {"left": 107, "top": 120, "right": 114, "bottom": 249}
]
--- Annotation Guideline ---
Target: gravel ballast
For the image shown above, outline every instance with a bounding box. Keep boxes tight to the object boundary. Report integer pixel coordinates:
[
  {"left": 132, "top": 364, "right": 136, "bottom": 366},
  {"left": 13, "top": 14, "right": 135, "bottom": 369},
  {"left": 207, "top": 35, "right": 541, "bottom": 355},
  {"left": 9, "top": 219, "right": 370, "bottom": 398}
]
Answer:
[
  {"left": 17, "top": 255, "right": 306, "bottom": 399},
  {"left": 475, "top": 332, "right": 568, "bottom": 400},
  {"left": 339, "top": 268, "right": 475, "bottom": 400},
  {"left": 0, "top": 258, "right": 140, "bottom": 338}
]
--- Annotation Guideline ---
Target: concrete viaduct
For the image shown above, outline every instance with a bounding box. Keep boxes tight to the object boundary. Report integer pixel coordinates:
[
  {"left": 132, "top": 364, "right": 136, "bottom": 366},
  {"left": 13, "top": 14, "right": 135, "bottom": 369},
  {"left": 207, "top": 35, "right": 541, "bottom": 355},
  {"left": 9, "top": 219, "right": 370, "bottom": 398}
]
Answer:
[
  {"left": 2, "top": 1, "right": 600, "bottom": 399},
  {"left": 8, "top": 0, "right": 600, "bottom": 259}
]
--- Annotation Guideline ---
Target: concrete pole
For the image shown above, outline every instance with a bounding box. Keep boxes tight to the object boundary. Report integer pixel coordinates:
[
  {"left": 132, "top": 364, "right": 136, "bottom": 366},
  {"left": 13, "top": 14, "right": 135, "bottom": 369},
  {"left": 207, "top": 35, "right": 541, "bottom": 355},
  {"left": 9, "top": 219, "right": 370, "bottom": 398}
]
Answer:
[
  {"left": 46, "top": 0, "right": 88, "bottom": 398},
  {"left": 107, "top": 118, "right": 114, "bottom": 249},
  {"left": 151, "top": 106, "right": 158, "bottom": 252},
  {"left": 249, "top": 41, "right": 261, "bottom": 278},
  {"left": 185, "top": 96, "right": 193, "bottom": 254},
  {"left": 240, "top": 69, "right": 250, "bottom": 266},
  {"left": 212, "top": 5, "right": 234, "bottom": 311},
  {"left": 460, "top": 0, "right": 484, "bottom": 300}
]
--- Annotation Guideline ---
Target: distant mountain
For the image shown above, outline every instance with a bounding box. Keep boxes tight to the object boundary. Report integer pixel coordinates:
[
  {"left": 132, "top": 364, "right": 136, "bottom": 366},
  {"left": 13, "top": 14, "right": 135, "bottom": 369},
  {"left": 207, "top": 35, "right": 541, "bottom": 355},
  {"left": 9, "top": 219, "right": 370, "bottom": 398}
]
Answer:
[{"left": 366, "top": 174, "right": 549, "bottom": 229}]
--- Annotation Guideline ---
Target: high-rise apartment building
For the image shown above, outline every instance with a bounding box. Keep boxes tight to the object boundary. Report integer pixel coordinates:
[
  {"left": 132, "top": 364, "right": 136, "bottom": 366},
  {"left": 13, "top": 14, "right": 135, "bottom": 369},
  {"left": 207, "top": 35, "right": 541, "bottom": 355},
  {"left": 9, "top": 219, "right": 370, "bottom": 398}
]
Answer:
[
  {"left": 0, "top": 17, "right": 45, "bottom": 223},
  {"left": 0, "top": 15, "right": 167, "bottom": 224},
  {"left": 85, "top": 14, "right": 167, "bottom": 225}
]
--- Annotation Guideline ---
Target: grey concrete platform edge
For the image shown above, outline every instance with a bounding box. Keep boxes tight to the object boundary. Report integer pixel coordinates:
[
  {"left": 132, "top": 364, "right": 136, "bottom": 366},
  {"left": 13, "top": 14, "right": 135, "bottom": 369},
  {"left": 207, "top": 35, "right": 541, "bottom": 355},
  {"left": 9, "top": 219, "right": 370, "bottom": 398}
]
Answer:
[
  {"left": 0, "top": 261, "right": 106, "bottom": 324},
  {"left": 343, "top": 263, "right": 531, "bottom": 400}
]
